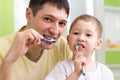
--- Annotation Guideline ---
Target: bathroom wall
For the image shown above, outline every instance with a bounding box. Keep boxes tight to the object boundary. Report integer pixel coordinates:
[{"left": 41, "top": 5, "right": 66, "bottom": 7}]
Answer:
[
  {"left": 14, "top": 0, "right": 29, "bottom": 32},
  {"left": 105, "top": 0, "right": 120, "bottom": 80},
  {"left": 0, "top": 0, "right": 14, "bottom": 37},
  {"left": 105, "top": 1, "right": 120, "bottom": 65},
  {"left": 105, "top": 0, "right": 120, "bottom": 7}
]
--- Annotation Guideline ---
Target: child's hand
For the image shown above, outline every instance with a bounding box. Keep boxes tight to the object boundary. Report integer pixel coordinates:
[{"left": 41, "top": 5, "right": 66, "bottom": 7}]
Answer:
[{"left": 73, "top": 52, "right": 86, "bottom": 76}]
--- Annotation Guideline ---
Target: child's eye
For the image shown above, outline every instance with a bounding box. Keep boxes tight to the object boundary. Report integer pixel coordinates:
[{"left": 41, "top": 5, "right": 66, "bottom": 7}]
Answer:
[
  {"left": 44, "top": 17, "right": 52, "bottom": 22},
  {"left": 86, "top": 34, "right": 92, "bottom": 37}
]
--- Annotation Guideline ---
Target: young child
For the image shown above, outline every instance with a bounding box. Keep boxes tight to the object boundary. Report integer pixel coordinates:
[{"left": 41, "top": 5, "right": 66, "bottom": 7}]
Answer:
[{"left": 45, "top": 14, "right": 114, "bottom": 80}]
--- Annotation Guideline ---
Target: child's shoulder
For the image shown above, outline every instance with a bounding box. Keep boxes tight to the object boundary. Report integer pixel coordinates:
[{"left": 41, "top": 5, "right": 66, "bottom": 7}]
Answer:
[
  {"left": 97, "top": 62, "right": 114, "bottom": 79},
  {"left": 55, "top": 59, "right": 73, "bottom": 69},
  {"left": 97, "top": 62, "right": 113, "bottom": 73},
  {"left": 57, "top": 59, "right": 73, "bottom": 66},
  {"left": 54, "top": 59, "right": 74, "bottom": 73},
  {"left": 97, "top": 62, "right": 109, "bottom": 68},
  {"left": 97, "top": 62, "right": 109, "bottom": 69}
]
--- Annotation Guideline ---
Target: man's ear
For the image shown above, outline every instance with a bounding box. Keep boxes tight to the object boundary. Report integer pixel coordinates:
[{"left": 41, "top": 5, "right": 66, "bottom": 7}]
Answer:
[
  {"left": 95, "top": 39, "right": 102, "bottom": 50},
  {"left": 26, "top": 7, "right": 32, "bottom": 21}
]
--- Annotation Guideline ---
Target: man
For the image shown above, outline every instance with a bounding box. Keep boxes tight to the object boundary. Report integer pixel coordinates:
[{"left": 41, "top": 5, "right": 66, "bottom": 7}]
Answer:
[{"left": 0, "top": 0, "right": 72, "bottom": 80}]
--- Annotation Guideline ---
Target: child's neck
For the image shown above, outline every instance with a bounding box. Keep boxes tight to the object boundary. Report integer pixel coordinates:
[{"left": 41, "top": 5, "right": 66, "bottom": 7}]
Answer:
[{"left": 85, "top": 59, "right": 97, "bottom": 72}]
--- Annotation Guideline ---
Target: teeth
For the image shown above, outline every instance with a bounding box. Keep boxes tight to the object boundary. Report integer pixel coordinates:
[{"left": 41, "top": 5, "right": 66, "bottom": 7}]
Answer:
[
  {"left": 79, "top": 45, "right": 82, "bottom": 48},
  {"left": 45, "top": 36, "right": 51, "bottom": 39},
  {"left": 78, "top": 45, "right": 82, "bottom": 51},
  {"left": 47, "top": 37, "right": 52, "bottom": 40},
  {"left": 44, "top": 35, "right": 53, "bottom": 40}
]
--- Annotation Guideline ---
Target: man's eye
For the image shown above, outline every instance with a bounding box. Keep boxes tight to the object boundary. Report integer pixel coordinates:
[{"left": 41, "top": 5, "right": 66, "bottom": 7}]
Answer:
[
  {"left": 59, "top": 22, "right": 66, "bottom": 27},
  {"left": 73, "top": 32, "right": 79, "bottom": 35},
  {"left": 44, "top": 17, "right": 52, "bottom": 22}
]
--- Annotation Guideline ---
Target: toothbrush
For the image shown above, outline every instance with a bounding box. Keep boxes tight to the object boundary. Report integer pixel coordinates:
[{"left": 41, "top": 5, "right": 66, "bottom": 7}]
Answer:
[
  {"left": 41, "top": 38, "right": 56, "bottom": 43},
  {"left": 74, "top": 44, "right": 87, "bottom": 80}
]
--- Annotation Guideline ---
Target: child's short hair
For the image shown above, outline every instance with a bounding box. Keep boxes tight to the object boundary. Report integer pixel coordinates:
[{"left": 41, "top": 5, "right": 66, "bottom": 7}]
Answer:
[{"left": 69, "top": 14, "right": 103, "bottom": 39}]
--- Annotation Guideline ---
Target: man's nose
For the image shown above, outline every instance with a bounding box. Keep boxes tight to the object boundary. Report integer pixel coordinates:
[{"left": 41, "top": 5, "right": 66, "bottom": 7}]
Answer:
[{"left": 49, "top": 24, "right": 59, "bottom": 35}]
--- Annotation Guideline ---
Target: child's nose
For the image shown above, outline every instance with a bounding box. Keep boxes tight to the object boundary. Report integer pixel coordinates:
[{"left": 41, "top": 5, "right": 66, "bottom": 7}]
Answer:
[{"left": 78, "top": 35, "right": 85, "bottom": 42}]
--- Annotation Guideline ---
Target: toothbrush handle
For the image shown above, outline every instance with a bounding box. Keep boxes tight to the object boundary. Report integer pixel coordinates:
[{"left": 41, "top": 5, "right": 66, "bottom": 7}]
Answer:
[
  {"left": 82, "top": 66, "right": 88, "bottom": 80},
  {"left": 81, "top": 66, "right": 86, "bottom": 76},
  {"left": 41, "top": 38, "right": 56, "bottom": 43}
]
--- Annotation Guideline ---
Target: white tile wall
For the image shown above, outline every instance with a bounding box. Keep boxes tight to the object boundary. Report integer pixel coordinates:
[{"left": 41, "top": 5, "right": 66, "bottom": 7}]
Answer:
[
  {"left": 105, "top": 6, "right": 120, "bottom": 44},
  {"left": 105, "top": 6, "right": 120, "bottom": 80}
]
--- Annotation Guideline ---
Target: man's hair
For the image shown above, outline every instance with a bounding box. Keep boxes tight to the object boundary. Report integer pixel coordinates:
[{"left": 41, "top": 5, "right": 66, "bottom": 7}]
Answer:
[
  {"left": 69, "top": 14, "right": 103, "bottom": 39},
  {"left": 29, "top": 0, "right": 69, "bottom": 17}
]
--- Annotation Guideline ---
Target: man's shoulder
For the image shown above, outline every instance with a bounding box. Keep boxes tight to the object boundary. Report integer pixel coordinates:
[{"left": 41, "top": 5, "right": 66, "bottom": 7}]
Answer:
[
  {"left": 0, "top": 33, "right": 16, "bottom": 56},
  {"left": 0, "top": 33, "right": 15, "bottom": 44},
  {"left": 53, "top": 36, "right": 69, "bottom": 50},
  {"left": 55, "top": 36, "right": 67, "bottom": 45}
]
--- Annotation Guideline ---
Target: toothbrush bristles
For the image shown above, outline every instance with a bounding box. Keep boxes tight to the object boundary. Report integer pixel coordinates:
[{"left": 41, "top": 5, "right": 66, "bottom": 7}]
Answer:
[{"left": 74, "top": 44, "right": 79, "bottom": 51}]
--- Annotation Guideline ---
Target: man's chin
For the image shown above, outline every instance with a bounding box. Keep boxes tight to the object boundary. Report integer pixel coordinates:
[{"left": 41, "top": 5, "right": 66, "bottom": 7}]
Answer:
[
  {"left": 39, "top": 43, "right": 54, "bottom": 49},
  {"left": 44, "top": 45, "right": 54, "bottom": 49}
]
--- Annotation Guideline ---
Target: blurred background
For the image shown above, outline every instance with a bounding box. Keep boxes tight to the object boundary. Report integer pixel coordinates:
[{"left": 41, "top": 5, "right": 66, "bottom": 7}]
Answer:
[{"left": 0, "top": 0, "right": 120, "bottom": 80}]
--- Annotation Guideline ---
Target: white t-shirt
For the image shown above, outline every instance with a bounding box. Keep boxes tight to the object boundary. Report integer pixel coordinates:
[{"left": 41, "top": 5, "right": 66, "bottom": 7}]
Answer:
[{"left": 45, "top": 59, "right": 114, "bottom": 80}]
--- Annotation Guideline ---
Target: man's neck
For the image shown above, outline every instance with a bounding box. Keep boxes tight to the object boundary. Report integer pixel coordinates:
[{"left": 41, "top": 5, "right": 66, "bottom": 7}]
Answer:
[{"left": 25, "top": 46, "right": 44, "bottom": 62}]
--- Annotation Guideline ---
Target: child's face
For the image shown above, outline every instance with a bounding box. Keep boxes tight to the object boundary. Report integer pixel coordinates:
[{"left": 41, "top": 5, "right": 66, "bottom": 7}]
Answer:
[{"left": 67, "top": 20, "right": 102, "bottom": 57}]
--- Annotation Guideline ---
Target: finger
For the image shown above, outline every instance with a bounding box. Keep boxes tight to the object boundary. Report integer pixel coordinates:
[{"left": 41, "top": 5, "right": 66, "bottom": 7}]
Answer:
[
  {"left": 82, "top": 57, "right": 86, "bottom": 66},
  {"left": 27, "top": 34, "right": 35, "bottom": 44},
  {"left": 74, "top": 53, "right": 82, "bottom": 59},
  {"left": 25, "top": 29, "right": 45, "bottom": 46},
  {"left": 30, "top": 29, "right": 44, "bottom": 43}
]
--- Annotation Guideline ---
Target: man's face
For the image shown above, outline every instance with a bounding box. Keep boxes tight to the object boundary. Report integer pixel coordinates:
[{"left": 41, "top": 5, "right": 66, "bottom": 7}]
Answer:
[{"left": 26, "top": 3, "right": 68, "bottom": 49}]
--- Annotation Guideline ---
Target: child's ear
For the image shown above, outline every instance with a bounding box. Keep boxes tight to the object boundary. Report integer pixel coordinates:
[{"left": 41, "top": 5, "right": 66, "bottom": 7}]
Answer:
[
  {"left": 67, "top": 35, "right": 69, "bottom": 45},
  {"left": 95, "top": 39, "right": 102, "bottom": 50}
]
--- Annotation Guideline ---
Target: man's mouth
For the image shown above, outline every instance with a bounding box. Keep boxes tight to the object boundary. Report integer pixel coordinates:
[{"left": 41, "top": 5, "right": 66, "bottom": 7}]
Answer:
[{"left": 42, "top": 34, "right": 56, "bottom": 43}]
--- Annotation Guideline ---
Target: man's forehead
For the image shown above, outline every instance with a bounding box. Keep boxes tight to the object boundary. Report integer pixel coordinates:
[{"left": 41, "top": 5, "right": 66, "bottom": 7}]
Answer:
[{"left": 38, "top": 5, "right": 68, "bottom": 21}]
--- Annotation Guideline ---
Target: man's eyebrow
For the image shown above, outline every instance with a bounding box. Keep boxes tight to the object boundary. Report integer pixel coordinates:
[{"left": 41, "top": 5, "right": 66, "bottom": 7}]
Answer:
[
  {"left": 44, "top": 14, "right": 67, "bottom": 22},
  {"left": 61, "top": 20, "right": 67, "bottom": 23},
  {"left": 44, "top": 14, "right": 54, "bottom": 17}
]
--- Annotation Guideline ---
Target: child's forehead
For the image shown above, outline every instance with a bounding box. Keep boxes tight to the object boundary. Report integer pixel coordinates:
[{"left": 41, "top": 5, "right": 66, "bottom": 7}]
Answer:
[
  {"left": 75, "top": 20, "right": 95, "bottom": 25},
  {"left": 72, "top": 20, "right": 97, "bottom": 29},
  {"left": 69, "top": 19, "right": 98, "bottom": 33},
  {"left": 70, "top": 20, "right": 98, "bottom": 33}
]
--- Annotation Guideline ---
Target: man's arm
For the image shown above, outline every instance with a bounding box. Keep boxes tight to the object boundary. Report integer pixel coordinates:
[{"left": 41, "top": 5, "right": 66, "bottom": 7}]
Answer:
[
  {"left": 0, "top": 56, "right": 14, "bottom": 80},
  {"left": 0, "top": 29, "right": 42, "bottom": 80}
]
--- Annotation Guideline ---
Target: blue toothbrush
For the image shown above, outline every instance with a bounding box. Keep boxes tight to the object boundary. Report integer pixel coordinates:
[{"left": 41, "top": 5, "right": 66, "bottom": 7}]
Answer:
[{"left": 41, "top": 38, "right": 56, "bottom": 43}]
